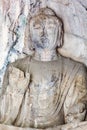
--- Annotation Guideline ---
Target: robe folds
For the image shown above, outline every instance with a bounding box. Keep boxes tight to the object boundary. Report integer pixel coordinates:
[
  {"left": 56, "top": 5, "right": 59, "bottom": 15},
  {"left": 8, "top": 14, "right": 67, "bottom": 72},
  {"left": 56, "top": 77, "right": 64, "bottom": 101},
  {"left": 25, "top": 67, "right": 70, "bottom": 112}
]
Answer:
[{"left": 0, "top": 55, "right": 87, "bottom": 128}]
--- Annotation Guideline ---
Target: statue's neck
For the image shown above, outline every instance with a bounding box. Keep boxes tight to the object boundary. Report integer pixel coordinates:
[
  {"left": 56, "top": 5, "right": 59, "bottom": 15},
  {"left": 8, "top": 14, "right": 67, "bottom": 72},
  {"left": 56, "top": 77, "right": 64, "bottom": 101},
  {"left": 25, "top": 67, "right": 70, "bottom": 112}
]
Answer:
[{"left": 33, "top": 49, "right": 58, "bottom": 61}]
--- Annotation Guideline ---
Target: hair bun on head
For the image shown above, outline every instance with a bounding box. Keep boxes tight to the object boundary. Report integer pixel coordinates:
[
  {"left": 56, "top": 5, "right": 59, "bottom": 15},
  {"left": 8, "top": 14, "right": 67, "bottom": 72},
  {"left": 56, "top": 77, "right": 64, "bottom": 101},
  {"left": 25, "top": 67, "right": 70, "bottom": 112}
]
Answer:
[{"left": 39, "top": 8, "right": 56, "bottom": 16}]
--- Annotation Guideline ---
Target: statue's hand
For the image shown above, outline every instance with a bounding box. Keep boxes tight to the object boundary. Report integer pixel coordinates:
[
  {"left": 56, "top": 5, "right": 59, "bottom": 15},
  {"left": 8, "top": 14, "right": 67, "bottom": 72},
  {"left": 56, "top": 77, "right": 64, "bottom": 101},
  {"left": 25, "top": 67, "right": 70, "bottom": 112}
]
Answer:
[
  {"left": 8, "top": 66, "right": 30, "bottom": 92},
  {"left": 0, "top": 66, "right": 30, "bottom": 124},
  {"left": 61, "top": 123, "right": 78, "bottom": 130},
  {"left": 65, "top": 103, "right": 86, "bottom": 123}
]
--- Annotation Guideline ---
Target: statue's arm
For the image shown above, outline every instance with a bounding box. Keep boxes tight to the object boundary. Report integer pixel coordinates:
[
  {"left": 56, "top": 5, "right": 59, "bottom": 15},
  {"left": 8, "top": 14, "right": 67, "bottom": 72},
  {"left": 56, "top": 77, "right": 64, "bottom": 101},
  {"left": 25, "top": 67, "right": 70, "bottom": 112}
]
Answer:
[
  {"left": 1, "top": 63, "right": 13, "bottom": 95},
  {"left": 60, "top": 64, "right": 87, "bottom": 130},
  {"left": 1, "top": 56, "right": 30, "bottom": 94},
  {"left": 64, "top": 64, "right": 87, "bottom": 124},
  {"left": 0, "top": 57, "right": 30, "bottom": 124}
]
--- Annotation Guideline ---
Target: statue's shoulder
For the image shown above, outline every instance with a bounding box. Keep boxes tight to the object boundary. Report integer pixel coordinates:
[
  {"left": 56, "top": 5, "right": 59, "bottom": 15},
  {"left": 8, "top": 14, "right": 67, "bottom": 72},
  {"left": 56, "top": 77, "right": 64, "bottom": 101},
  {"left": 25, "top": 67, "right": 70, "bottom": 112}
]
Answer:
[
  {"left": 59, "top": 55, "right": 86, "bottom": 73},
  {"left": 11, "top": 56, "right": 31, "bottom": 65},
  {"left": 7, "top": 56, "right": 32, "bottom": 72}
]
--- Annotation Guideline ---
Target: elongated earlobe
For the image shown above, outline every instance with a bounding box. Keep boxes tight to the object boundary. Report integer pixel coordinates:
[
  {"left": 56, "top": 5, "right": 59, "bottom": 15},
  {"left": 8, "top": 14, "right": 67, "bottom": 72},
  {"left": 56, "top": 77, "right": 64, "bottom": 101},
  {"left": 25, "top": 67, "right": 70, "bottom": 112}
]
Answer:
[{"left": 57, "top": 21, "right": 64, "bottom": 48}]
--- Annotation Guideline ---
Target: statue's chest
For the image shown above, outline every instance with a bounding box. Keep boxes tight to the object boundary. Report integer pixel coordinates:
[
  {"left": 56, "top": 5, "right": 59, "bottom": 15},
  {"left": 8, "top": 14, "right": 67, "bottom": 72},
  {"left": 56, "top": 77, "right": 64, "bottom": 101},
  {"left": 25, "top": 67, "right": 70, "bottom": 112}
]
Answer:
[
  {"left": 26, "top": 60, "right": 64, "bottom": 124},
  {"left": 29, "top": 61, "right": 61, "bottom": 111},
  {"left": 30, "top": 60, "right": 60, "bottom": 84},
  {"left": 29, "top": 62, "right": 61, "bottom": 110},
  {"left": 29, "top": 79, "right": 59, "bottom": 118}
]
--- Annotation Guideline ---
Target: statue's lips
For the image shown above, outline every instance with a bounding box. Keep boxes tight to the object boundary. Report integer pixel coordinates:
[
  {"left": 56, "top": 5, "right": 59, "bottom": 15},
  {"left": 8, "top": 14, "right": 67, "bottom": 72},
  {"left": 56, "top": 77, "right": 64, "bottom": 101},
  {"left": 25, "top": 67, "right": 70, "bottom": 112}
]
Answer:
[{"left": 40, "top": 37, "right": 49, "bottom": 44}]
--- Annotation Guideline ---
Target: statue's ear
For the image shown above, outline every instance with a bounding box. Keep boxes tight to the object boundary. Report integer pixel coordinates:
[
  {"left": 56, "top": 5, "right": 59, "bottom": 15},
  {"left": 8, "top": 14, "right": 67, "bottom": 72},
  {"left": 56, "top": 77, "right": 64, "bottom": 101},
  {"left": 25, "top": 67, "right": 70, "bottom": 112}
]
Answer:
[
  {"left": 23, "top": 19, "right": 34, "bottom": 55},
  {"left": 8, "top": 65, "right": 13, "bottom": 73},
  {"left": 57, "top": 21, "right": 64, "bottom": 48}
]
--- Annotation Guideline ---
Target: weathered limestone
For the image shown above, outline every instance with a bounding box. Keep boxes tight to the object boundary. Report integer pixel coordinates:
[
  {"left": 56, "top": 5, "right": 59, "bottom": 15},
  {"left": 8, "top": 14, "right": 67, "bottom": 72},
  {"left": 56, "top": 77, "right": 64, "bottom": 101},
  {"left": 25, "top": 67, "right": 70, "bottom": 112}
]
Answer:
[
  {"left": 0, "top": 8, "right": 87, "bottom": 130},
  {"left": 0, "top": 0, "right": 87, "bottom": 88}
]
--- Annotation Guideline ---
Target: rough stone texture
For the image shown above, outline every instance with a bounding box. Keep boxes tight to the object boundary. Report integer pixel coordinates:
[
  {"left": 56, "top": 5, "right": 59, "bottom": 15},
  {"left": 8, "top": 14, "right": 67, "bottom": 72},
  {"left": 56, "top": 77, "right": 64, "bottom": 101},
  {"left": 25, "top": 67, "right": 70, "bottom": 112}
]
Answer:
[
  {"left": 0, "top": 0, "right": 87, "bottom": 88},
  {"left": 0, "top": 7, "right": 87, "bottom": 130},
  {"left": 0, "top": 122, "right": 87, "bottom": 130},
  {"left": 1, "top": 56, "right": 87, "bottom": 130},
  {"left": 0, "top": 1, "right": 87, "bottom": 129},
  {"left": 0, "top": 0, "right": 86, "bottom": 86}
]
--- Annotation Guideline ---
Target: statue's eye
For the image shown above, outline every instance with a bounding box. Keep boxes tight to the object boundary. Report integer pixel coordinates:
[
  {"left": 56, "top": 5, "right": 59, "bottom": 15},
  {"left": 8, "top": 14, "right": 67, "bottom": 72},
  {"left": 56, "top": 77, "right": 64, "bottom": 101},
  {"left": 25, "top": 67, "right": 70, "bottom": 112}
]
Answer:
[
  {"left": 67, "top": 113, "right": 72, "bottom": 116},
  {"left": 34, "top": 26, "right": 41, "bottom": 29},
  {"left": 33, "top": 24, "right": 41, "bottom": 29},
  {"left": 80, "top": 108, "right": 85, "bottom": 113},
  {"left": 47, "top": 24, "right": 55, "bottom": 29}
]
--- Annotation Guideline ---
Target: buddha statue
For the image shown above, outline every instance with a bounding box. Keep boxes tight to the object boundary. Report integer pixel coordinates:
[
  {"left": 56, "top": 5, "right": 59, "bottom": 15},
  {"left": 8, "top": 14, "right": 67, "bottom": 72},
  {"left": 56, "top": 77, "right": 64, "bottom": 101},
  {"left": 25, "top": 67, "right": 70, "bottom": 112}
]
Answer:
[{"left": 0, "top": 8, "right": 87, "bottom": 130}]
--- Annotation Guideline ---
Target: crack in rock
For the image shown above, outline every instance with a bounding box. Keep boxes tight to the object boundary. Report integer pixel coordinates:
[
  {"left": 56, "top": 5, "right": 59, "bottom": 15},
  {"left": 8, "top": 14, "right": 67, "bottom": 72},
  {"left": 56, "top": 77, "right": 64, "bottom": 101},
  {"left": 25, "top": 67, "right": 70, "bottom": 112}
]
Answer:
[{"left": 78, "top": 0, "right": 87, "bottom": 11}]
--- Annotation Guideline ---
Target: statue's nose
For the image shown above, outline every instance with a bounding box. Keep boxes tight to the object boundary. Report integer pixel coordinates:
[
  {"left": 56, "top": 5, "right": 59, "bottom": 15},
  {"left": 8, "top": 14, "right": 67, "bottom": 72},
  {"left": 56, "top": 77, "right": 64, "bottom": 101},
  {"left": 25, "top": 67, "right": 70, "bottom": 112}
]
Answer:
[{"left": 41, "top": 27, "right": 47, "bottom": 37}]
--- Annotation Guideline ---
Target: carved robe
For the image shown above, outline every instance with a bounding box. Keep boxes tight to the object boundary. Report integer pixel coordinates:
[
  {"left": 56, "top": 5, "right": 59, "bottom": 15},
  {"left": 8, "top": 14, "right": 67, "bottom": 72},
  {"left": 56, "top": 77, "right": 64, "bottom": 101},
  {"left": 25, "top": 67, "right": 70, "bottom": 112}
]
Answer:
[{"left": 0, "top": 55, "right": 87, "bottom": 128}]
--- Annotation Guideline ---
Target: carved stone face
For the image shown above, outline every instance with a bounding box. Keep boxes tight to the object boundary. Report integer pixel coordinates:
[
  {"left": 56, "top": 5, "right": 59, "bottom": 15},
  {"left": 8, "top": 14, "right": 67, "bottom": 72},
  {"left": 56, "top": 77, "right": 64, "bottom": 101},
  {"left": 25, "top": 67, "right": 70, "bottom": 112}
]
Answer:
[{"left": 30, "top": 15, "right": 59, "bottom": 50}]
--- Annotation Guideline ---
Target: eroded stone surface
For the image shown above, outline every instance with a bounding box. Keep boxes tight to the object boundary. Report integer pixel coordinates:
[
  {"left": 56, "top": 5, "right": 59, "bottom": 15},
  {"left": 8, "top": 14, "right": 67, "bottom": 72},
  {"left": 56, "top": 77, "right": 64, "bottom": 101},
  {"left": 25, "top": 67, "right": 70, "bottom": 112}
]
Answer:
[
  {"left": 0, "top": 7, "right": 87, "bottom": 130},
  {"left": 0, "top": 0, "right": 87, "bottom": 88}
]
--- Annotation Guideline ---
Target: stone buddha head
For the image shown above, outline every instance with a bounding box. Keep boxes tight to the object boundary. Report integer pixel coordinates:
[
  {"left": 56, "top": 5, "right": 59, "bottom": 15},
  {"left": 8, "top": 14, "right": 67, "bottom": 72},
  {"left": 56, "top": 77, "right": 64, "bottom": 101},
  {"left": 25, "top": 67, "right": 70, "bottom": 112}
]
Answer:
[{"left": 29, "top": 8, "right": 64, "bottom": 51}]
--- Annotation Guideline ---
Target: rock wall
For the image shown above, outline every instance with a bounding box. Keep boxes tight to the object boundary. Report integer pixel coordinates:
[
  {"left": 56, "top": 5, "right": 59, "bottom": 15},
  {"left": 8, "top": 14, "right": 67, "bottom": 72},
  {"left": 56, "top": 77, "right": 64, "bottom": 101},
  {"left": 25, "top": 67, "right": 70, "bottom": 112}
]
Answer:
[{"left": 0, "top": 0, "right": 87, "bottom": 88}]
